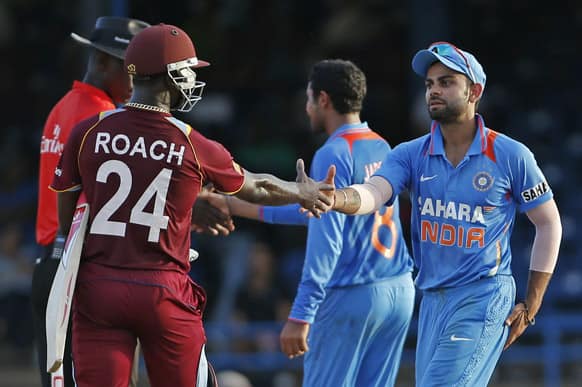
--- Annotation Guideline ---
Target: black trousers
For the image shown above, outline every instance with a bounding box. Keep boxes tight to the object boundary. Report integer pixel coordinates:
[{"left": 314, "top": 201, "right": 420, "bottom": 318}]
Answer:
[{"left": 30, "top": 244, "right": 74, "bottom": 387}]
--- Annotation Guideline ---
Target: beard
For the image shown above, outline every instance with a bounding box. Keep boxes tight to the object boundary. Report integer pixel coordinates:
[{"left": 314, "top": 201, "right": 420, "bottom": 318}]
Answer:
[
  {"left": 427, "top": 100, "right": 466, "bottom": 123},
  {"left": 309, "top": 116, "right": 326, "bottom": 134}
]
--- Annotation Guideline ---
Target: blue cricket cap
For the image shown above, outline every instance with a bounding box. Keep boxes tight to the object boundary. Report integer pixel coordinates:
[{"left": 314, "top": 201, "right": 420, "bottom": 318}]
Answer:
[{"left": 412, "top": 41, "right": 486, "bottom": 89}]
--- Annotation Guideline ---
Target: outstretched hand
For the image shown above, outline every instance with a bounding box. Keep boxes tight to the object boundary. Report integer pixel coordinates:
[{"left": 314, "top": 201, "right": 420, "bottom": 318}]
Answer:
[
  {"left": 295, "top": 159, "right": 335, "bottom": 218},
  {"left": 191, "top": 188, "right": 235, "bottom": 236}
]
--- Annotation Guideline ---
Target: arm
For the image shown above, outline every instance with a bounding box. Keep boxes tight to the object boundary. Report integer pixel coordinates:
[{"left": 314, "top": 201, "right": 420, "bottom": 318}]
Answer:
[
  {"left": 51, "top": 119, "right": 91, "bottom": 236},
  {"left": 234, "top": 159, "right": 335, "bottom": 217},
  {"left": 331, "top": 175, "right": 393, "bottom": 215},
  {"left": 193, "top": 134, "right": 334, "bottom": 216},
  {"left": 194, "top": 192, "right": 265, "bottom": 221},
  {"left": 226, "top": 197, "right": 308, "bottom": 225},
  {"left": 280, "top": 145, "right": 348, "bottom": 358},
  {"left": 57, "top": 190, "right": 81, "bottom": 236},
  {"left": 504, "top": 199, "right": 561, "bottom": 349},
  {"left": 226, "top": 195, "right": 308, "bottom": 225},
  {"left": 260, "top": 204, "right": 308, "bottom": 225},
  {"left": 199, "top": 182, "right": 312, "bottom": 226},
  {"left": 225, "top": 195, "right": 262, "bottom": 220}
]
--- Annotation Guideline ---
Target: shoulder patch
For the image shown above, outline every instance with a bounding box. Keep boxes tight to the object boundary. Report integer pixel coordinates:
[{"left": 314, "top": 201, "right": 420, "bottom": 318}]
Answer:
[
  {"left": 165, "top": 116, "right": 192, "bottom": 136},
  {"left": 98, "top": 108, "right": 125, "bottom": 121},
  {"left": 521, "top": 181, "right": 550, "bottom": 202}
]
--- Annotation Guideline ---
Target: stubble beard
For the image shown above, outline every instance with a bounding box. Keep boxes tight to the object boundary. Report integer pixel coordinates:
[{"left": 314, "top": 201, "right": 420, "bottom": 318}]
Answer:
[
  {"left": 428, "top": 101, "right": 465, "bottom": 124},
  {"left": 310, "top": 115, "right": 326, "bottom": 134}
]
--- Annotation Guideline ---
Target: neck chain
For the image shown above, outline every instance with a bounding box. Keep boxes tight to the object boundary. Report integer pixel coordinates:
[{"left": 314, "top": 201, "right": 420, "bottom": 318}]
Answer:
[{"left": 125, "top": 102, "right": 170, "bottom": 114}]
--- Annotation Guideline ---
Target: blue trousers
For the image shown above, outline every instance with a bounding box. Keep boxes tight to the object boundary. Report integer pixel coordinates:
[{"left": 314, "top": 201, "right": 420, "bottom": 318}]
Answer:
[
  {"left": 303, "top": 272, "right": 415, "bottom": 387},
  {"left": 416, "top": 275, "right": 516, "bottom": 386}
]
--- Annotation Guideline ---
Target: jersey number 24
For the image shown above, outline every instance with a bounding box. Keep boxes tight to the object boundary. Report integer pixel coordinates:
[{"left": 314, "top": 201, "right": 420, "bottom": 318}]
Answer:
[{"left": 89, "top": 160, "right": 171, "bottom": 243}]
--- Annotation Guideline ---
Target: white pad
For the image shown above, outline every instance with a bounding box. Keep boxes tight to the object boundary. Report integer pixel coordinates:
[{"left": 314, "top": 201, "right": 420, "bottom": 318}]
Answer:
[{"left": 351, "top": 176, "right": 392, "bottom": 215}]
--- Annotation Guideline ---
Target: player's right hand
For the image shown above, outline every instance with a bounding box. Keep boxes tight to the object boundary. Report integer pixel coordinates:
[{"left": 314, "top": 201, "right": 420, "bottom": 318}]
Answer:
[
  {"left": 503, "top": 302, "right": 531, "bottom": 350},
  {"left": 295, "top": 159, "right": 335, "bottom": 218},
  {"left": 280, "top": 319, "right": 310, "bottom": 359}
]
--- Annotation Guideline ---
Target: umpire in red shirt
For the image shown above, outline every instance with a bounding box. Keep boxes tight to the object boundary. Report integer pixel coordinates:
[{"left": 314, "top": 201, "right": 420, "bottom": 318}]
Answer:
[{"left": 32, "top": 16, "right": 149, "bottom": 387}]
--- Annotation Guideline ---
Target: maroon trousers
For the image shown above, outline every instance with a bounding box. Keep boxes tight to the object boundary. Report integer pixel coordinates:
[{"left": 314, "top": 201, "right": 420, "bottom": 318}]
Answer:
[{"left": 72, "top": 263, "right": 208, "bottom": 387}]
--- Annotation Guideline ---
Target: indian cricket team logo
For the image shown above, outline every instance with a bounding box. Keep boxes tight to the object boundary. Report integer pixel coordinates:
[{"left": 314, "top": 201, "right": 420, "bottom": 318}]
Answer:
[{"left": 473, "top": 171, "right": 494, "bottom": 192}]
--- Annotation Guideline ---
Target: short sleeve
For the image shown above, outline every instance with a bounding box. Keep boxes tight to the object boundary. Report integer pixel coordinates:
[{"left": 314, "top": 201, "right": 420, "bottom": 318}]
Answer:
[
  {"left": 50, "top": 116, "right": 98, "bottom": 192},
  {"left": 509, "top": 143, "right": 553, "bottom": 213},
  {"left": 373, "top": 140, "right": 414, "bottom": 205},
  {"left": 191, "top": 133, "right": 245, "bottom": 194}
]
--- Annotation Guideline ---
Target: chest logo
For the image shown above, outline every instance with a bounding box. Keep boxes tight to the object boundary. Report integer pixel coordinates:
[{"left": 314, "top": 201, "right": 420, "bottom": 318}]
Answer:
[
  {"left": 420, "top": 174, "right": 437, "bottom": 182},
  {"left": 473, "top": 171, "right": 494, "bottom": 192}
]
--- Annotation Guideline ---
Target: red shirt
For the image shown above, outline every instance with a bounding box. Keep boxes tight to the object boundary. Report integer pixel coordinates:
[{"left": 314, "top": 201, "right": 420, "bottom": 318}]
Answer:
[
  {"left": 51, "top": 107, "right": 245, "bottom": 273},
  {"left": 36, "top": 81, "right": 115, "bottom": 245}
]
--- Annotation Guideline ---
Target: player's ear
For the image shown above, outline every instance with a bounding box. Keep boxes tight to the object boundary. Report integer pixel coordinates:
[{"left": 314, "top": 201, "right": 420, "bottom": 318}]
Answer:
[
  {"left": 469, "top": 83, "right": 483, "bottom": 103},
  {"left": 318, "top": 90, "right": 332, "bottom": 108},
  {"left": 164, "top": 74, "right": 182, "bottom": 106}
]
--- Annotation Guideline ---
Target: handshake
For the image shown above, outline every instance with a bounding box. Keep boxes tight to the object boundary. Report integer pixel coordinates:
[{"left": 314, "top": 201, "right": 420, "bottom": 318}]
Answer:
[
  {"left": 293, "top": 158, "right": 336, "bottom": 217},
  {"left": 191, "top": 159, "right": 336, "bottom": 236}
]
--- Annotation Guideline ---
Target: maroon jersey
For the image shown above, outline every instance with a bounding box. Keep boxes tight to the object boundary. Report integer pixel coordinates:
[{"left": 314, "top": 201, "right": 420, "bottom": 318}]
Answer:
[{"left": 51, "top": 107, "right": 244, "bottom": 272}]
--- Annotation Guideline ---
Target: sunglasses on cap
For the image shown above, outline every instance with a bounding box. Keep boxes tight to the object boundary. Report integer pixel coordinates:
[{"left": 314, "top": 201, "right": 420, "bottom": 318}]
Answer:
[{"left": 428, "top": 41, "right": 476, "bottom": 84}]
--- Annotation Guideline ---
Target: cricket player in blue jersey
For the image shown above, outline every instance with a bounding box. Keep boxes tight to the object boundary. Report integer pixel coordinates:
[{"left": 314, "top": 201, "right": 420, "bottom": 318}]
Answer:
[
  {"left": 326, "top": 42, "right": 562, "bottom": 386},
  {"left": 220, "top": 59, "right": 415, "bottom": 387}
]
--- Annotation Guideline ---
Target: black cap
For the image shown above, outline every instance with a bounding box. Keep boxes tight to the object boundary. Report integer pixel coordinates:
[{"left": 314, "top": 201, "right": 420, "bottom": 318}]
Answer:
[{"left": 71, "top": 16, "right": 150, "bottom": 60}]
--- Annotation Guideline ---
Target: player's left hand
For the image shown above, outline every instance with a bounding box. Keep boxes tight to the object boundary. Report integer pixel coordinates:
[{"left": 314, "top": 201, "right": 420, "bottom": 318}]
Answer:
[
  {"left": 191, "top": 188, "right": 235, "bottom": 236},
  {"left": 295, "top": 159, "right": 335, "bottom": 218},
  {"left": 280, "top": 320, "right": 310, "bottom": 359},
  {"left": 503, "top": 302, "right": 531, "bottom": 350}
]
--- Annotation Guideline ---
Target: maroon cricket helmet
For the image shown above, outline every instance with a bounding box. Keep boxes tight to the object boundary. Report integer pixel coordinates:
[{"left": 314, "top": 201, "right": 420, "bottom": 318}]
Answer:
[{"left": 124, "top": 23, "right": 210, "bottom": 76}]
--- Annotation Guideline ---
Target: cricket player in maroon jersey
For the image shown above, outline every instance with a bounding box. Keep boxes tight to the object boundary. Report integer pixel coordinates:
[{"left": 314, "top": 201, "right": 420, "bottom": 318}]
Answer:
[
  {"left": 32, "top": 16, "right": 150, "bottom": 387},
  {"left": 51, "top": 23, "right": 335, "bottom": 387}
]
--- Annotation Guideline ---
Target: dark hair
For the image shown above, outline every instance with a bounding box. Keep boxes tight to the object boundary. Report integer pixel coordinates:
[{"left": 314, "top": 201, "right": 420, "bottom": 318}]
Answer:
[{"left": 308, "top": 59, "right": 366, "bottom": 114}]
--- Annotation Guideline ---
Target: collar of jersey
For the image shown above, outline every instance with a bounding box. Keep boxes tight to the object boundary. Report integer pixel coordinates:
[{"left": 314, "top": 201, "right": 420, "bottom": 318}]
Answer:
[
  {"left": 428, "top": 114, "right": 489, "bottom": 156},
  {"left": 329, "top": 121, "right": 370, "bottom": 140},
  {"left": 72, "top": 80, "right": 113, "bottom": 104}
]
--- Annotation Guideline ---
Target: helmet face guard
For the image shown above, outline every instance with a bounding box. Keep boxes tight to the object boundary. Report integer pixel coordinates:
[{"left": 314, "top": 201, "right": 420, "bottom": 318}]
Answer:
[{"left": 167, "top": 57, "right": 205, "bottom": 112}]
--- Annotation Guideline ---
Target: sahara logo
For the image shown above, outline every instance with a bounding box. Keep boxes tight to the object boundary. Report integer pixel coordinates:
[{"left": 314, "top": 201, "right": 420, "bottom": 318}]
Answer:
[{"left": 521, "top": 181, "right": 549, "bottom": 202}]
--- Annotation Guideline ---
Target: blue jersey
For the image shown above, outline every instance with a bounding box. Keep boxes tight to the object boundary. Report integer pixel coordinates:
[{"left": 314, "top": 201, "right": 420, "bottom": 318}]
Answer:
[
  {"left": 375, "top": 114, "right": 552, "bottom": 290},
  {"left": 264, "top": 122, "right": 413, "bottom": 323}
]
